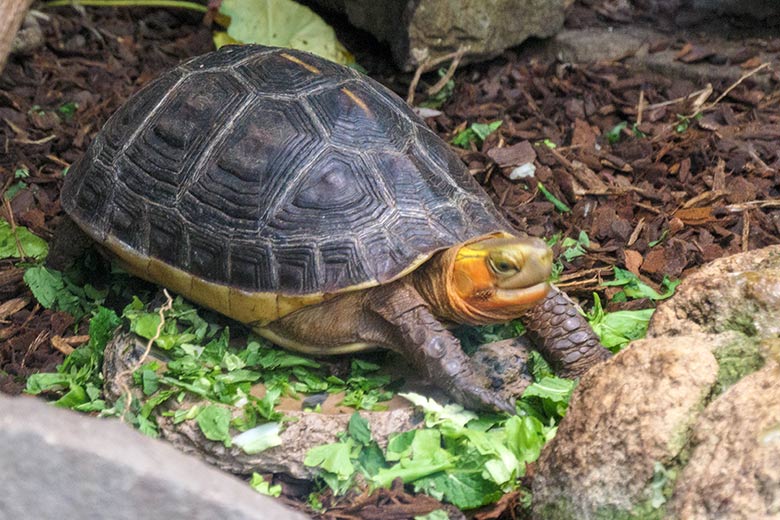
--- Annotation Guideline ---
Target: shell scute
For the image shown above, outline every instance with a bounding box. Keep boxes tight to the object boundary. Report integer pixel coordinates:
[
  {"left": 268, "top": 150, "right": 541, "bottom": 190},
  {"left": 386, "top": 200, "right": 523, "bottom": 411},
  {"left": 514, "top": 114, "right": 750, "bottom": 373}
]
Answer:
[
  {"left": 307, "top": 79, "right": 413, "bottom": 152},
  {"left": 234, "top": 48, "right": 353, "bottom": 97}
]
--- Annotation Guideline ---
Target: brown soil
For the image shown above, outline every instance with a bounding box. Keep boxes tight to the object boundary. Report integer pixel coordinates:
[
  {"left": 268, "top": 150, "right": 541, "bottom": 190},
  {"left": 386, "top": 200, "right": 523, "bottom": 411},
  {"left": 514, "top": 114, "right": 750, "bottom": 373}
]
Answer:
[{"left": 1, "top": 1, "right": 779, "bottom": 518}]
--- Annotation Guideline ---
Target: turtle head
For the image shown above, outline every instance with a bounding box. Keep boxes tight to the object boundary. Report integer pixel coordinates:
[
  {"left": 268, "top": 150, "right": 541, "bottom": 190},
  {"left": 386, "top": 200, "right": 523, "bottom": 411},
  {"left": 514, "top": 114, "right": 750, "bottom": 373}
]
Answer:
[
  {"left": 444, "top": 234, "right": 552, "bottom": 323},
  {"left": 412, "top": 232, "right": 553, "bottom": 324}
]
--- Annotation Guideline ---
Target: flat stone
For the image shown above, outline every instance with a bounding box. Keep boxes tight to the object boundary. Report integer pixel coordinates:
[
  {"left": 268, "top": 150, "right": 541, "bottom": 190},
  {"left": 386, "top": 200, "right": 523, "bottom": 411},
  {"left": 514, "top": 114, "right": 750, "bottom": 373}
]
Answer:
[
  {"left": 0, "top": 394, "right": 306, "bottom": 520},
  {"left": 552, "top": 27, "right": 658, "bottom": 63},
  {"left": 549, "top": 27, "right": 775, "bottom": 89},
  {"left": 692, "top": 0, "right": 780, "bottom": 18},
  {"left": 103, "top": 332, "right": 540, "bottom": 479}
]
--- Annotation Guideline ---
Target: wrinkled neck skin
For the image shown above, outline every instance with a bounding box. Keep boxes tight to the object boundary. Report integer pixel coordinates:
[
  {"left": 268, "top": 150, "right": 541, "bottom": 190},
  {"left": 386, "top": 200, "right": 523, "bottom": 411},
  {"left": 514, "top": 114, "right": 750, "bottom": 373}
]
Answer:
[{"left": 413, "top": 243, "right": 549, "bottom": 326}]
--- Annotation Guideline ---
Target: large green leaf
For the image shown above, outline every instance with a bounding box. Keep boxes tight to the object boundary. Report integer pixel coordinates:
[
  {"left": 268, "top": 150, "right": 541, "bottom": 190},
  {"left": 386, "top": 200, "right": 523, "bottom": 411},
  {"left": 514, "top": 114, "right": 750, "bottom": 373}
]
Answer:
[{"left": 215, "top": 0, "right": 352, "bottom": 64}]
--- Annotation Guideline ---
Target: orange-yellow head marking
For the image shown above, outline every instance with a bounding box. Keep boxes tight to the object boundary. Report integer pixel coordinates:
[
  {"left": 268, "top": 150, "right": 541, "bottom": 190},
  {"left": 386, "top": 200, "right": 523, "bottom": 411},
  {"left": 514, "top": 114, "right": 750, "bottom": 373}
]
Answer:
[{"left": 449, "top": 234, "right": 552, "bottom": 322}]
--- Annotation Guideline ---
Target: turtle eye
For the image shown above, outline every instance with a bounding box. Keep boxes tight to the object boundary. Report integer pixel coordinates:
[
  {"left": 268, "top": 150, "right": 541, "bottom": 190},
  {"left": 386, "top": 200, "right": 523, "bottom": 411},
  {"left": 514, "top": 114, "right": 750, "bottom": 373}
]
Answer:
[{"left": 488, "top": 256, "right": 518, "bottom": 275}]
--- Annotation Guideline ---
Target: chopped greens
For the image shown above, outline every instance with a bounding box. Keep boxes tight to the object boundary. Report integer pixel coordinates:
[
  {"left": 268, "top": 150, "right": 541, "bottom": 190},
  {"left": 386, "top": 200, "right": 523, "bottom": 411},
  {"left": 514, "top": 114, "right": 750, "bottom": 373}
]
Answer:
[
  {"left": 537, "top": 182, "right": 571, "bottom": 213},
  {"left": 196, "top": 404, "right": 233, "bottom": 446},
  {"left": 24, "top": 266, "right": 107, "bottom": 320},
  {"left": 548, "top": 230, "right": 590, "bottom": 280},
  {"left": 28, "top": 296, "right": 399, "bottom": 450},
  {"left": 606, "top": 121, "right": 628, "bottom": 144},
  {"left": 250, "top": 473, "right": 282, "bottom": 497},
  {"left": 416, "top": 511, "right": 449, "bottom": 520},
  {"left": 0, "top": 218, "right": 48, "bottom": 260},
  {"left": 419, "top": 68, "right": 455, "bottom": 109},
  {"left": 588, "top": 294, "right": 655, "bottom": 352},
  {"left": 451, "top": 120, "right": 502, "bottom": 149},
  {"left": 304, "top": 391, "right": 562, "bottom": 510},
  {"left": 233, "top": 422, "right": 283, "bottom": 454},
  {"left": 603, "top": 267, "right": 680, "bottom": 302},
  {"left": 26, "top": 306, "right": 121, "bottom": 411}
]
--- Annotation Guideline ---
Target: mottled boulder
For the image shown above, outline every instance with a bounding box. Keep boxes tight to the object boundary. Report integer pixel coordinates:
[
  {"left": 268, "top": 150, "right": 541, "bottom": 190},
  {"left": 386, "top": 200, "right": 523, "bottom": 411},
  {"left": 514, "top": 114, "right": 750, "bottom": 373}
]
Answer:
[
  {"left": 308, "top": 0, "right": 566, "bottom": 70},
  {"left": 532, "top": 334, "right": 721, "bottom": 519},
  {"left": 532, "top": 246, "right": 780, "bottom": 519},
  {"left": 670, "top": 359, "right": 780, "bottom": 519},
  {"left": 648, "top": 245, "right": 780, "bottom": 339}
]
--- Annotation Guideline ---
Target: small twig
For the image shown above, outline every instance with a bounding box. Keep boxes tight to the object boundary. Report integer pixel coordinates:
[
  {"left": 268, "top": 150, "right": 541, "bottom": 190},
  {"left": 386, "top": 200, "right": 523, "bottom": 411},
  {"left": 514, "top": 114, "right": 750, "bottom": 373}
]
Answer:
[
  {"left": 644, "top": 87, "right": 711, "bottom": 111},
  {"left": 14, "top": 134, "right": 57, "bottom": 145},
  {"left": 51, "top": 335, "right": 76, "bottom": 355},
  {"left": 627, "top": 217, "right": 646, "bottom": 247},
  {"left": 742, "top": 210, "right": 750, "bottom": 252},
  {"left": 722, "top": 198, "right": 780, "bottom": 213},
  {"left": 21, "top": 330, "right": 48, "bottom": 369},
  {"left": 118, "top": 289, "right": 173, "bottom": 421},
  {"left": 2, "top": 197, "right": 26, "bottom": 261},
  {"left": 426, "top": 46, "right": 467, "bottom": 96},
  {"left": 45, "top": 154, "right": 71, "bottom": 169},
  {"left": 745, "top": 143, "right": 772, "bottom": 175},
  {"left": 698, "top": 62, "right": 771, "bottom": 114},
  {"left": 557, "top": 266, "right": 613, "bottom": 284},
  {"left": 634, "top": 201, "right": 663, "bottom": 215},
  {"left": 406, "top": 46, "right": 469, "bottom": 105},
  {"left": 636, "top": 89, "right": 645, "bottom": 127},
  {"left": 43, "top": 0, "right": 208, "bottom": 11},
  {"left": 687, "top": 83, "right": 714, "bottom": 115}
]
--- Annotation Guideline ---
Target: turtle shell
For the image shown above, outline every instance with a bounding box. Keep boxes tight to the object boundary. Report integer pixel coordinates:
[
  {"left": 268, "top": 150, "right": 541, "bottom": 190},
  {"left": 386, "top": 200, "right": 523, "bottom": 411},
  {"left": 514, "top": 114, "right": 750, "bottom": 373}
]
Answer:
[{"left": 61, "top": 45, "right": 514, "bottom": 324}]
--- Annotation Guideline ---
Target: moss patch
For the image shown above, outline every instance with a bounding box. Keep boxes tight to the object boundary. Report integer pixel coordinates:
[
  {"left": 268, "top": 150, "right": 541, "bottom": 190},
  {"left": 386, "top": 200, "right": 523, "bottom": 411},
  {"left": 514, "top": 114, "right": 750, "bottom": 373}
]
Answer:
[
  {"left": 720, "top": 311, "right": 759, "bottom": 337},
  {"left": 712, "top": 335, "right": 764, "bottom": 395}
]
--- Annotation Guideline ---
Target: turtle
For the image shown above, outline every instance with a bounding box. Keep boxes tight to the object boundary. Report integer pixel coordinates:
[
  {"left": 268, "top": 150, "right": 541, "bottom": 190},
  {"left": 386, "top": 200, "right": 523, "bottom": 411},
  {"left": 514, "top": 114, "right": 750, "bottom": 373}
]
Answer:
[{"left": 56, "top": 44, "right": 611, "bottom": 413}]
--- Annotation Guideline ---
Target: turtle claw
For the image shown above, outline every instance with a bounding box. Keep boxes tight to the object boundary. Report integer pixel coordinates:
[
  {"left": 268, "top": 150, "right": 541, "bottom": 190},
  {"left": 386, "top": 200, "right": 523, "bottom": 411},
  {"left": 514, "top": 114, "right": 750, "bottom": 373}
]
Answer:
[{"left": 447, "top": 377, "right": 517, "bottom": 414}]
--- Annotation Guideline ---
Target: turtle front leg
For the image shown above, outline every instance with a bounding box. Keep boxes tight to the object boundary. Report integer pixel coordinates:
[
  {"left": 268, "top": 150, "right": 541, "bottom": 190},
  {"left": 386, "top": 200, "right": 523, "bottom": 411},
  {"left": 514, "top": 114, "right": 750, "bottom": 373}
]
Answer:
[
  {"left": 521, "top": 285, "right": 612, "bottom": 377},
  {"left": 368, "top": 282, "right": 516, "bottom": 414}
]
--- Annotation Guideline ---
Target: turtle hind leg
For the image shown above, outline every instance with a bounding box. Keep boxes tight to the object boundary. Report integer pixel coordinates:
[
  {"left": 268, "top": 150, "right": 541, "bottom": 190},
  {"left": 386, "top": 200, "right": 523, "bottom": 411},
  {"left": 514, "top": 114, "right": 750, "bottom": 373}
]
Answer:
[
  {"left": 521, "top": 285, "right": 612, "bottom": 378},
  {"left": 366, "top": 281, "right": 516, "bottom": 414},
  {"left": 46, "top": 216, "right": 93, "bottom": 271}
]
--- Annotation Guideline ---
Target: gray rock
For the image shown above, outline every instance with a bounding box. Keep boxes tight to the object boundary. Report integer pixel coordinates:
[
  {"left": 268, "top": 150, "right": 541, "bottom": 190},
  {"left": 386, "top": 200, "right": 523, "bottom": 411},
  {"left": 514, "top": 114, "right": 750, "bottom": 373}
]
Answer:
[
  {"left": 308, "top": 0, "right": 566, "bottom": 71},
  {"left": 549, "top": 27, "right": 775, "bottom": 89},
  {"left": 472, "top": 337, "right": 534, "bottom": 403},
  {"left": 0, "top": 394, "right": 306, "bottom": 520},
  {"left": 11, "top": 11, "right": 44, "bottom": 55},
  {"left": 160, "top": 406, "right": 421, "bottom": 479}
]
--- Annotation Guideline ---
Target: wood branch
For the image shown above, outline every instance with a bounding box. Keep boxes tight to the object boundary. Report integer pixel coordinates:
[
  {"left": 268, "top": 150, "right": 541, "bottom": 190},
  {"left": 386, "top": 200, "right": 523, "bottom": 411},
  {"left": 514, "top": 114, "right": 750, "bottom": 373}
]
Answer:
[{"left": 0, "top": 0, "right": 34, "bottom": 74}]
